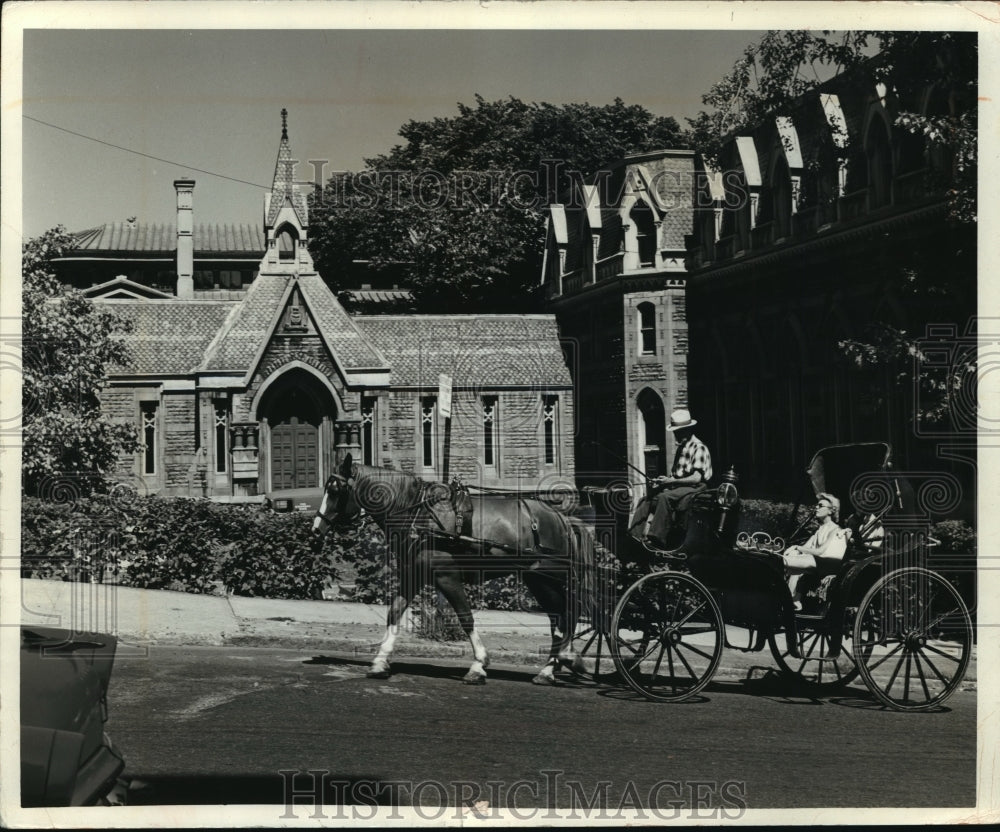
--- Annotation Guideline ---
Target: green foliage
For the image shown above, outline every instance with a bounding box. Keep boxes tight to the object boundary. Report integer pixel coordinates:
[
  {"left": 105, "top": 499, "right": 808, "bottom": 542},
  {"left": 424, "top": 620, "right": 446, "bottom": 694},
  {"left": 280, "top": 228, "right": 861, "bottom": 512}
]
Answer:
[
  {"left": 310, "top": 96, "right": 683, "bottom": 313},
  {"left": 21, "top": 496, "right": 351, "bottom": 600},
  {"left": 22, "top": 227, "right": 141, "bottom": 496}
]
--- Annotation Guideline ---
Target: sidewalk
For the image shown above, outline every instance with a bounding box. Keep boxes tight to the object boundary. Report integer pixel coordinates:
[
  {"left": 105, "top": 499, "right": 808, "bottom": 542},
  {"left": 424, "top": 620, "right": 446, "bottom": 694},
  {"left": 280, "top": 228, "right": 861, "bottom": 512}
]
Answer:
[{"left": 18, "top": 578, "right": 977, "bottom": 683}]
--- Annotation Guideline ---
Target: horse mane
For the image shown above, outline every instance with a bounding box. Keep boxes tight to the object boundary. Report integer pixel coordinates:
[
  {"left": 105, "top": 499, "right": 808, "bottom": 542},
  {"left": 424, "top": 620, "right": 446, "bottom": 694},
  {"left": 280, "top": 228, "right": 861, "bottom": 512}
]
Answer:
[{"left": 351, "top": 463, "right": 428, "bottom": 514}]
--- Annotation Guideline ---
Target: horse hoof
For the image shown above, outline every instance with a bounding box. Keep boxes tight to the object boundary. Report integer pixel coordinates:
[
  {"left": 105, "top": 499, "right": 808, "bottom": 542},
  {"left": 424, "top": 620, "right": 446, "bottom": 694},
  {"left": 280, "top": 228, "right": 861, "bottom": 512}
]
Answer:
[
  {"left": 532, "top": 673, "right": 556, "bottom": 686},
  {"left": 367, "top": 668, "right": 391, "bottom": 679},
  {"left": 462, "top": 672, "right": 486, "bottom": 685},
  {"left": 559, "top": 656, "right": 588, "bottom": 677}
]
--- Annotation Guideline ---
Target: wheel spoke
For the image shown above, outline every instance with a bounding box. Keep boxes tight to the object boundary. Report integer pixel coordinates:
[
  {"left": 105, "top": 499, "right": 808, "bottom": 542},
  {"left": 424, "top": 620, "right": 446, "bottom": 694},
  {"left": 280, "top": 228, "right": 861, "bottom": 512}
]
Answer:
[
  {"left": 923, "top": 642, "right": 963, "bottom": 664},
  {"left": 650, "top": 641, "right": 668, "bottom": 680},
  {"left": 673, "top": 641, "right": 700, "bottom": 681},
  {"left": 915, "top": 647, "right": 951, "bottom": 687},
  {"left": 675, "top": 639, "right": 716, "bottom": 663},
  {"left": 674, "top": 599, "right": 708, "bottom": 629},
  {"left": 865, "top": 641, "right": 904, "bottom": 673},
  {"left": 881, "top": 650, "right": 907, "bottom": 697},
  {"left": 902, "top": 651, "right": 912, "bottom": 702},
  {"left": 912, "top": 650, "right": 932, "bottom": 702},
  {"left": 921, "top": 605, "right": 964, "bottom": 636}
]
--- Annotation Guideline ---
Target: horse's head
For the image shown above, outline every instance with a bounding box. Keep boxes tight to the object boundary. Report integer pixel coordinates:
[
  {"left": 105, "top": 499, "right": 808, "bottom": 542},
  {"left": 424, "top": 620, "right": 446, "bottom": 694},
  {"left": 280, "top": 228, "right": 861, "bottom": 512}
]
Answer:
[{"left": 313, "top": 454, "right": 361, "bottom": 537}]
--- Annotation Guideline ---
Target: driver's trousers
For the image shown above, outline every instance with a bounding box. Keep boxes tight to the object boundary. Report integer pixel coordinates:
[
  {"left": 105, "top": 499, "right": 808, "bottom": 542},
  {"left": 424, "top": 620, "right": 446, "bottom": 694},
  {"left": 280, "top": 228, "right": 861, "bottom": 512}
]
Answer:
[{"left": 629, "top": 483, "right": 705, "bottom": 546}]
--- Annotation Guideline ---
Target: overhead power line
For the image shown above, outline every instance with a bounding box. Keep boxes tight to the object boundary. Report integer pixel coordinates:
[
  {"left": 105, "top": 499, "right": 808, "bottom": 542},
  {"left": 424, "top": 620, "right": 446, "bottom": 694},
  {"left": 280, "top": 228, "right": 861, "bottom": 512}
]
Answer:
[{"left": 23, "top": 115, "right": 270, "bottom": 189}]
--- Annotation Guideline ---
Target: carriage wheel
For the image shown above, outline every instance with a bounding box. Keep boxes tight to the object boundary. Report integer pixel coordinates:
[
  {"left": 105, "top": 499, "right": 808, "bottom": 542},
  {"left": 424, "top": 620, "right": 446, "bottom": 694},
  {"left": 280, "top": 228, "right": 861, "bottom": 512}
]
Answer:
[
  {"left": 610, "top": 571, "right": 724, "bottom": 702},
  {"left": 853, "top": 567, "right": 972, "bottom": 711},
  {"left": 768, "top": 619, "right": 860, "bottom": 690}
]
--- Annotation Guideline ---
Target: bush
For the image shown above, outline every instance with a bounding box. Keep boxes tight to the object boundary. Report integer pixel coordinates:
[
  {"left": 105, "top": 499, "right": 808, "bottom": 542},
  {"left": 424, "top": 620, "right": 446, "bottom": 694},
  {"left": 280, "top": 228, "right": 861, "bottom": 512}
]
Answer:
[
  {"left": 738, "top": 499, "right": 812, "bottom": 540},
  {"left": 21, "top": 496, "right": 127, "bottom": 582},
  {"left": 220, "top": 510, "right": 341, "bottom": 599},
  {"left": 21, "top": 495, "right": 352, "bottom": 600},
  {"left": 119, "top": 497, "right": 233, "bottom": 594},
  {"left": 930, "top": 519, "right": 976, "bottom": 554}
]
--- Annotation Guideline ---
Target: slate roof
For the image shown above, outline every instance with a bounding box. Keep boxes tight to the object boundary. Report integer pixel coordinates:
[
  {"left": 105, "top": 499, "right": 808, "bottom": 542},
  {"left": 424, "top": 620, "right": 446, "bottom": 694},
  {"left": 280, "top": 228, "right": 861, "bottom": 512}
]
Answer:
[
  {"left": 352, "top": 315, "right": 572, "bottom": 387},
  {"left": 298, "top": 275, "right": 387, "bottom": 370},
  {"left": 68, "top": 223, "right": 265, "bottom": 257},
  {"left": 98, "top": 300, "right": 237, "bottom": 375},
  {"left": 199, "top": 275, "right": 291, "bottom": 373}
]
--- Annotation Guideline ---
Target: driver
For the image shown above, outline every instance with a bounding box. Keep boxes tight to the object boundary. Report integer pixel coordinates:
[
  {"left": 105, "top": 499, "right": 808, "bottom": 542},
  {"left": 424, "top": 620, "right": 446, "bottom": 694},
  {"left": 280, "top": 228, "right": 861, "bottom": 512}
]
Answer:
[
  {"left": 629, "top": 408, "right": 712, "bottom": 550},
  {"left": 782, "top": 493, "right": 850, "bottom": 610}
]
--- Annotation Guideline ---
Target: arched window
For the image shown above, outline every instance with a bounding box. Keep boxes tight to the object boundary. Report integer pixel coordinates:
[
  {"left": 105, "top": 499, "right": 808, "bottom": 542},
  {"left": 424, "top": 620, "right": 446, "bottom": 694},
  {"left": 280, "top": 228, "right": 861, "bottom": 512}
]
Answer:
[
  {"left": 866, "top": 118, "right": 893, "bottom": 208},
  {"left": 630, "top": 202, "right": 657, "bottom": 268},
  {"left": 276, "top": 225, "right": 298, "bottom": 261},
  {"left": 637, "top": 388, "right": 666, "bottom": 479},
  {"left": 638, "top": 302, "right": 656, "bottom": 356}
]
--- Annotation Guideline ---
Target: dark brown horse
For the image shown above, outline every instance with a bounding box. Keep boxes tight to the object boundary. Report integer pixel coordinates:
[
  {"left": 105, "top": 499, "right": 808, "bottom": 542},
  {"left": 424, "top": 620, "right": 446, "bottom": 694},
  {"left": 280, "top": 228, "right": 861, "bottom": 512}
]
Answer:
[{"left": 312, "top": 455, "right": 595, "bottom": 684}]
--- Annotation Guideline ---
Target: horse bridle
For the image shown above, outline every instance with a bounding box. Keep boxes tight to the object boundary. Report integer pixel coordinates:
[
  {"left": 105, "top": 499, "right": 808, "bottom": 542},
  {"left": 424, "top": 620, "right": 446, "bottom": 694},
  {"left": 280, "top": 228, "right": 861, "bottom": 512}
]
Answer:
[{"left": 314, "top": 472, "right": 360, "bottom": 531}]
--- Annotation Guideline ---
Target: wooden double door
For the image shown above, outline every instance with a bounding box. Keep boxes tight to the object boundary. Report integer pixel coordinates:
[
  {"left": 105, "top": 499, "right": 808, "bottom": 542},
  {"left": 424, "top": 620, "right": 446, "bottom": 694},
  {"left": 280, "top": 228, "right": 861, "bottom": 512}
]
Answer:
[{"left": 270, "top": 415, "right": 319, "bottom": 490}]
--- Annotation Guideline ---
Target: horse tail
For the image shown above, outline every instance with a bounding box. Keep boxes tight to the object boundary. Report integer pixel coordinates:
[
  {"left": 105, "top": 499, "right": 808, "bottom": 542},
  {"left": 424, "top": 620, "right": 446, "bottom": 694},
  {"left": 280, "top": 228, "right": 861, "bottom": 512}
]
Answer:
[{"left": 565, "top": 515, "right": 602, "bottom": 628}]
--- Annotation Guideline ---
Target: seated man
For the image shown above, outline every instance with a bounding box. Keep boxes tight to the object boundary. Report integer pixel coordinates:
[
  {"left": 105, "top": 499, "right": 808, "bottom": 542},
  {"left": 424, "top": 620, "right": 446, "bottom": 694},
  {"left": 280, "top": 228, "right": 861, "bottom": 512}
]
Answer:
[
  {"left": 782, "top": 493, "right": 850, "bottom": 610},
  {"left": 629, "top": 409, "right": 712, "bottom": 550}
]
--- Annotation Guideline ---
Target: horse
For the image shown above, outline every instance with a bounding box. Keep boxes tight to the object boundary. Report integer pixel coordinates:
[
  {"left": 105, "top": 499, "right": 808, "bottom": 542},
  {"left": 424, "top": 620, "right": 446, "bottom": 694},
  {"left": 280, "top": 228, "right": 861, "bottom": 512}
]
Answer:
[{"left": 312, "top": 454, "right": 596, "bottom": 685}]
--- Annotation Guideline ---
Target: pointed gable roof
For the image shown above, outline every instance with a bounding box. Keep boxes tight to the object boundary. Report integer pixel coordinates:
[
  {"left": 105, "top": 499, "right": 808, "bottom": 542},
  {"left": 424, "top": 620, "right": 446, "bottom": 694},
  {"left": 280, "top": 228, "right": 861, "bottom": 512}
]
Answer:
[
  {"left": 266, "top": 109, "right": 308, "bottom": 228},
  {"left": 83, "top": 275, "right": 174, "bottom": 299},
  {"left": 199, "top": 273, "right": 293, "bottom": 374},
  {"left": 197, "top": 268, "right": 387, "bottom": 380}
]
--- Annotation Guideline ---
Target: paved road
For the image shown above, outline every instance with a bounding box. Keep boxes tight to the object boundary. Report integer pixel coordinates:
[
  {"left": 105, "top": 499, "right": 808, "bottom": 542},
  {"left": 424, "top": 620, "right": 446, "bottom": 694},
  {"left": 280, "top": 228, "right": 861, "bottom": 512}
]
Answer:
[{"left": 107, "top": 645, "right": 976, "bottom": 815}]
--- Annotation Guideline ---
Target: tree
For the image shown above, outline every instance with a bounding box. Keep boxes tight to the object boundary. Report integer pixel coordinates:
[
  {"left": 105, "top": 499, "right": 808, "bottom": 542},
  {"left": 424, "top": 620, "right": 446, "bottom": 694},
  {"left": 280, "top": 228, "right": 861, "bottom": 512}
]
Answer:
[
  {"left": 22, "top": 227, "right": 141, "bottom": 497},
  {"left": 686, "top": 31, "right": 977, "bottom": 431},
  {"left": 309, "top": 96, "right": 683, "bottom": 312}
]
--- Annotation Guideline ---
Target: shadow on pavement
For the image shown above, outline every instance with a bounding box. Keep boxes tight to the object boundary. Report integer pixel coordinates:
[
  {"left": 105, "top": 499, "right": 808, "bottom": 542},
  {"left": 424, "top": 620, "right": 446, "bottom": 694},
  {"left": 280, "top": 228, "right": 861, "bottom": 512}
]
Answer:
[{"left": 126, "top": 773, "right": 395, "bottom": 806}]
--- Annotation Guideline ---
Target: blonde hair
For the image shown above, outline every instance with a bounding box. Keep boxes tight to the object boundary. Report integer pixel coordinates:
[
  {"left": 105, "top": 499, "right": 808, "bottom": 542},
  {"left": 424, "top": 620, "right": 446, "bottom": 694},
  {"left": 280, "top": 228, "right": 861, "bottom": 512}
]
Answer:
[{"left": 817, "top": 492, "right": 841, "bottom": 522}]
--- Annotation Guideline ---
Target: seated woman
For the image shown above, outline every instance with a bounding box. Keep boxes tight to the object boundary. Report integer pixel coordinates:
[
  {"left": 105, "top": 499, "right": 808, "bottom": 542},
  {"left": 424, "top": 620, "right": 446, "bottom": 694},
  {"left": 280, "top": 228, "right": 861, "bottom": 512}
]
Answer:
[{"left": 782, "top": 493, "right": 850, "bottom": 610}]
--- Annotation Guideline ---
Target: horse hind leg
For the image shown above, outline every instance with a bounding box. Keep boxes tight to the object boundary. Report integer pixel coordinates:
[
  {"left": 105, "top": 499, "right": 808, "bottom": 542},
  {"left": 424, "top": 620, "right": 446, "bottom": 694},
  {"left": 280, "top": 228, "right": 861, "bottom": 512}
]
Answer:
[
  {"left": 523, "top": 570, "right": 583, "bottom": 685},
  {"left": 435, "top": 569, "right": 489, "bottom": 685}
]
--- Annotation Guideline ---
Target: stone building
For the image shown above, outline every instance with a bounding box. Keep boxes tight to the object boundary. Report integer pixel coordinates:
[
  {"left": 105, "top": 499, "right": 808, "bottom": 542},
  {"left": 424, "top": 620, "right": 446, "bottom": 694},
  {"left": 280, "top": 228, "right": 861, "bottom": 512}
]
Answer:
[
  {"left": 56, "top": 115, "right": 575, "bottom": 500},
  {"left": 540, "top": 150, "right": 695, "bottom": 492},
  {"left": 541, "top": 63, "right": 974, "bottom": 509},
  {"left": 684, "top": 71, "right": 976, "bottom": 499}
]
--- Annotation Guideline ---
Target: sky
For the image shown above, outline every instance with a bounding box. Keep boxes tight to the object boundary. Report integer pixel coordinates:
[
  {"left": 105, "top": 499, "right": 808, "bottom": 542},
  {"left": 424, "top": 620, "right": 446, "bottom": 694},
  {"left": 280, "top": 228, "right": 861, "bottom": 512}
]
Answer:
[{"left": 21, "top": 28, "right": 764, "bottom": 237}]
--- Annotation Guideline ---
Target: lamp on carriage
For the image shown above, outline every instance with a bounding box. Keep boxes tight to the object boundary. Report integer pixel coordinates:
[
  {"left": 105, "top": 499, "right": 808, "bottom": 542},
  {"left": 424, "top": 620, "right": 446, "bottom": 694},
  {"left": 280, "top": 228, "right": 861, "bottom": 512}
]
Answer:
[{"left": 716, "top": 466, "right": 739, "bottom": 533}]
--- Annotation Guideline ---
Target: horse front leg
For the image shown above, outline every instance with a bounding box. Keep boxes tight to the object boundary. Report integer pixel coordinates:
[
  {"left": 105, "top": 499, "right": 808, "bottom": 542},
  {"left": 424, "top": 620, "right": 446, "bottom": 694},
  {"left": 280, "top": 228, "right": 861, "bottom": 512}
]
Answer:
[
  {"left": 369, "top": 593, "right": 409, "bottom": 678},
  {"left": 368, "top": 559, "right": 415, "bottom": 679},
  {"left": 435, "top": 567, "right": 489, "bottom": 685}
]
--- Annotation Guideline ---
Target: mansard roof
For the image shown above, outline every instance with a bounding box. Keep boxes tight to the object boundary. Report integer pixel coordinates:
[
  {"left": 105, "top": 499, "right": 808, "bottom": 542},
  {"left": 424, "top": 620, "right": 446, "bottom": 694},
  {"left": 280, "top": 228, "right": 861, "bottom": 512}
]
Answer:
[
  {"left": 352, "top": 315, "right": 572, "bottom": 387},
  {"left": 68, "top": 223, "right": 265, "bottom": 257}
]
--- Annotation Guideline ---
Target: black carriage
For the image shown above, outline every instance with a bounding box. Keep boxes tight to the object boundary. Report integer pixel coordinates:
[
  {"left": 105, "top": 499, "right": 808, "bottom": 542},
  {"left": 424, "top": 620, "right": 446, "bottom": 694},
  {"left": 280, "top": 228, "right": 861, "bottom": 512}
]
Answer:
[{"left": 597, "top": 442, "right": 973, "bottom": 711}]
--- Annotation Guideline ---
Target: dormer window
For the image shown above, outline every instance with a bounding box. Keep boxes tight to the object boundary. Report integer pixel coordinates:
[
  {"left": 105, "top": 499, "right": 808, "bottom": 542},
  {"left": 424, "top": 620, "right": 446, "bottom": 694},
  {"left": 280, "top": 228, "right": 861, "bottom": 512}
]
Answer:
[{"left": 630, "top": 203, "right": 657, "bottom": 268}]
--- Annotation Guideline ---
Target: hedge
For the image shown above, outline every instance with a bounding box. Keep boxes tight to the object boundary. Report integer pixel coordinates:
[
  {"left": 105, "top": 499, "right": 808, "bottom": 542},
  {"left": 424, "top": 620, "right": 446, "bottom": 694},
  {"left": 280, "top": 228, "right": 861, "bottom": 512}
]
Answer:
[{"left": 21, "top": 495, "right": 355, "bottom": 600}]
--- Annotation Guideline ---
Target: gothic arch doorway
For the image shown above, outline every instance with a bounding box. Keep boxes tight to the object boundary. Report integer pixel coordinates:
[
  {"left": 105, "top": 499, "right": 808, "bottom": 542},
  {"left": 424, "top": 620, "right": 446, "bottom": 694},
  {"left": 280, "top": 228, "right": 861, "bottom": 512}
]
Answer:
[{"left": 257, "top": 368, "right": 337, "bottom": 491}]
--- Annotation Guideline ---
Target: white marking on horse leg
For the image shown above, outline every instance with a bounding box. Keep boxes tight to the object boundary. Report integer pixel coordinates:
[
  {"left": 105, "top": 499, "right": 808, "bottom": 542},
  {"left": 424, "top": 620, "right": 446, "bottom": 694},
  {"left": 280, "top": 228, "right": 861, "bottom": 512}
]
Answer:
[
  {"left": 532, "top": 659, "right": 559, "bottom": 686},
  {"left": 462, "top": 629, "right": 489, "bottom": 685},
  {"left": 469, "top": 628, "right": 490, "bottom": 668},
  {"left": 368, "top": 624, "right": 398, "bottom": 678}
]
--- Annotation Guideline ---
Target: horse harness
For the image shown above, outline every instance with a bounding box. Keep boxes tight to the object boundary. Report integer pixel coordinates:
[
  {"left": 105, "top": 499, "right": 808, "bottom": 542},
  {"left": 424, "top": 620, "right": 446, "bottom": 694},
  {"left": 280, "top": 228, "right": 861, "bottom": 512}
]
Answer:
[{"left": 331, "top": 472, "right": 573, "bottom": 559}]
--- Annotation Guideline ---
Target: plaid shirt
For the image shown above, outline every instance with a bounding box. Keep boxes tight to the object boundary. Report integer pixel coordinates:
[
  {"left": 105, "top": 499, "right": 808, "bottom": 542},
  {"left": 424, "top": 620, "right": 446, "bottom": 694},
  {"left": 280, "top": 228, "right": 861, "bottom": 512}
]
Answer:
[{"left": 671, "top": 434, "right": 712, "bottom": 482}]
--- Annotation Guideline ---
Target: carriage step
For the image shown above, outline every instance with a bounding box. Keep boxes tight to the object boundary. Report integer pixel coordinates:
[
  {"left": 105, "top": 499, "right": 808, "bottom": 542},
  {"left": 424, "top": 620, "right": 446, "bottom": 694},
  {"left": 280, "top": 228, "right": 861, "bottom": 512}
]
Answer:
[
  {"left": 798, "top": 655, "right": 848, "bottom": 663},
  {"left": 793, "top": 613, "right": 826, "bottom": 621}
]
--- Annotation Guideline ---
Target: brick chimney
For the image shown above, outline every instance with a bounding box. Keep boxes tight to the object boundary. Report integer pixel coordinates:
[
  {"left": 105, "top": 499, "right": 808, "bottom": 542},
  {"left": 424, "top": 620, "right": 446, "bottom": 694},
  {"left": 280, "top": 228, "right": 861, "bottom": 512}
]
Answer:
[{"left": 174, "top": 178, "right": 195, "bottom": 298}]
